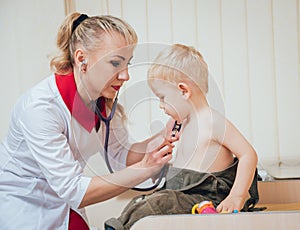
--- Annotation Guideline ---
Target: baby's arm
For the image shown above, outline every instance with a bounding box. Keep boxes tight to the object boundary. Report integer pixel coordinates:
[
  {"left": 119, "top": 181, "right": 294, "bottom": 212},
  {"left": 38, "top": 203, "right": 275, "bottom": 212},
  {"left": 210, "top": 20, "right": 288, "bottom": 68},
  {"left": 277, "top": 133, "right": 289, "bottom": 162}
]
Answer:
[{"left": 215, "top": 118, "right": 258, "bottom": 213}]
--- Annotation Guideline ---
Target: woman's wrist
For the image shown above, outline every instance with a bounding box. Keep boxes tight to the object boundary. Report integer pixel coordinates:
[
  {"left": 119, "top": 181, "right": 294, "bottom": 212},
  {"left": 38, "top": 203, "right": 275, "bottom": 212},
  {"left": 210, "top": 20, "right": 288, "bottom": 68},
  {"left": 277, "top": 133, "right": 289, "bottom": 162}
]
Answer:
[{"left": 129, "top": 161, "right": 156, "bottom": 179}]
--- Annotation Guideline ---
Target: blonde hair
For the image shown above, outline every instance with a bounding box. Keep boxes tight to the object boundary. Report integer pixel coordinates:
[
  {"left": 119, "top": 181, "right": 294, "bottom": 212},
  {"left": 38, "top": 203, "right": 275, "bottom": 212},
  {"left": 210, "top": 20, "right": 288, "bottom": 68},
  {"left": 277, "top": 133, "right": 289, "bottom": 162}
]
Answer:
[
  {"left": 50, "top": 12, "right": 138, "bottom": 74},
  {"left": 148, "top": 44, "right": 208, "bottom": 94}
]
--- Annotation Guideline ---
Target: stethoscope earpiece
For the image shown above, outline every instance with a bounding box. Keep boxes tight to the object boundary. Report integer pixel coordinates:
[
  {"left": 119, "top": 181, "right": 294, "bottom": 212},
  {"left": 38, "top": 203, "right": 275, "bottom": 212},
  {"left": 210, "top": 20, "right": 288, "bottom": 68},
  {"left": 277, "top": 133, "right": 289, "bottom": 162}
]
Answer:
[
  {"left": 81, "top": 59, "right": 87, "bottom": 65},
  {"left": 80, "top": 59, "right": 87, "bottom": 73}
]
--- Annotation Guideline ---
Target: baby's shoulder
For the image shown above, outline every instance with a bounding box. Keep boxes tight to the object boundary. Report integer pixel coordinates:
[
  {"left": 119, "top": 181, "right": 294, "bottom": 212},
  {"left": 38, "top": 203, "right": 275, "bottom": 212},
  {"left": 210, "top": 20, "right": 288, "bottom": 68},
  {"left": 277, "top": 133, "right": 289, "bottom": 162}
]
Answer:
[{"left": 195, "top": 107, "right": 225, "bottom": 127}]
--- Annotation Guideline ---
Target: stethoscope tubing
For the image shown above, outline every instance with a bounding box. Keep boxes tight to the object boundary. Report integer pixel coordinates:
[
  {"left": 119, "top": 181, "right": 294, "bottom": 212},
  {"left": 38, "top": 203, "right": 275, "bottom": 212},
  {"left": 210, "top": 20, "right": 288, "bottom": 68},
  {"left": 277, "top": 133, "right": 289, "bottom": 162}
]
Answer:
[{"left": 94, "top": 94, "right": 166, "bottom": 191}]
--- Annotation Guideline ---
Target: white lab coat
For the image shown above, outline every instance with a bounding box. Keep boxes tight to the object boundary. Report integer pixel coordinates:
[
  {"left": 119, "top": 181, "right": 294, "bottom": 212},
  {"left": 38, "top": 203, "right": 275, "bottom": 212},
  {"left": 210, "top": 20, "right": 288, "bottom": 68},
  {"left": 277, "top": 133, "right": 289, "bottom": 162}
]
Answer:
[{"left": 0, "top": 74, "right": 131, "bottom": 229}]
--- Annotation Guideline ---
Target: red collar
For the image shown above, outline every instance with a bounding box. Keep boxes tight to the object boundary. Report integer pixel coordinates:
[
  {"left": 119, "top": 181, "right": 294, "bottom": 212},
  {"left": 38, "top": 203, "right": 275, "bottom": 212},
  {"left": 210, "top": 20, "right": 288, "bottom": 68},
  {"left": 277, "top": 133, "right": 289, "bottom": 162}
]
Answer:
[{"left": 55, "top": 72, "right": 106, "bottom": 132}]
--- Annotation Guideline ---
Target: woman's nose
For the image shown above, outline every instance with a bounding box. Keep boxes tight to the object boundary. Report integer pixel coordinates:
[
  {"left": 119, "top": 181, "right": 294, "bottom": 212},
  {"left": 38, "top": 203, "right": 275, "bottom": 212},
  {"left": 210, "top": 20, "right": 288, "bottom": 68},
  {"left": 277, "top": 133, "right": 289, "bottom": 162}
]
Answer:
[{"left": 118, "top": 68, "right": 130, "bottom": 81}]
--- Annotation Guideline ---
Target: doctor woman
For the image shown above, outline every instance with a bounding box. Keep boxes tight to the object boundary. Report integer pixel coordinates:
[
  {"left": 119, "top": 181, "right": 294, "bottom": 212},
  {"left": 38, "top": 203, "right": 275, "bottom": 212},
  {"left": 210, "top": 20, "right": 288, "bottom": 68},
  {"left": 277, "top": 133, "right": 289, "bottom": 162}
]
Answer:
[{"left": 0, "top": 12, "right": 174, "bottom": 230}]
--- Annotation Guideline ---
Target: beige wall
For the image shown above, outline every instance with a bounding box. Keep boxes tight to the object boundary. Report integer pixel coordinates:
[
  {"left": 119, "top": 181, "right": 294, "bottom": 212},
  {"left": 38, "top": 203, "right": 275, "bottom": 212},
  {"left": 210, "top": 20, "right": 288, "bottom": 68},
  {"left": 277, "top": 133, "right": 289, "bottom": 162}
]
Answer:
[{"left": 1, "top": 0, "right": 300, "bottom": 228}]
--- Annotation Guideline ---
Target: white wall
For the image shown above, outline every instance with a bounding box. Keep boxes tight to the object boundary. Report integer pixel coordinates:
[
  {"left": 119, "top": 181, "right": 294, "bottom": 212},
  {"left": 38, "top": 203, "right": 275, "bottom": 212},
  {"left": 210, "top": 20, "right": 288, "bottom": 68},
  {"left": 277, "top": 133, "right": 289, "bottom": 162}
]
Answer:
[
  {"left": 1, "top": 0, "right": 300, "bottom": 228},
  {"left": 0, "top": 0, "right": 65, "bottom": 137}
]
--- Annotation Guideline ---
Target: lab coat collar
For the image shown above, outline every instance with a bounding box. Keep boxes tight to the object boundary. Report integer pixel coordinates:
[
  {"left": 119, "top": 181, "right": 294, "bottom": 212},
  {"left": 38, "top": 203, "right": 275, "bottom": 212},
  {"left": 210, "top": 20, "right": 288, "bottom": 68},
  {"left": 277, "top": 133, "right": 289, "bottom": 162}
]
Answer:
[{"left": 55, "top": 72, "right": 99, "bottom": 132}]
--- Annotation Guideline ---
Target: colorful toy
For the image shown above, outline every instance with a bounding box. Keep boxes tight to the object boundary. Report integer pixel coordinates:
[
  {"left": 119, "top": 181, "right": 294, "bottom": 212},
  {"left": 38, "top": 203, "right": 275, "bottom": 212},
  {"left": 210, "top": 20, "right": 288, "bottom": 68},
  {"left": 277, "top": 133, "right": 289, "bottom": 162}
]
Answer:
[{"left": 191, "top": 201, "right": 218, "bottom": 214}]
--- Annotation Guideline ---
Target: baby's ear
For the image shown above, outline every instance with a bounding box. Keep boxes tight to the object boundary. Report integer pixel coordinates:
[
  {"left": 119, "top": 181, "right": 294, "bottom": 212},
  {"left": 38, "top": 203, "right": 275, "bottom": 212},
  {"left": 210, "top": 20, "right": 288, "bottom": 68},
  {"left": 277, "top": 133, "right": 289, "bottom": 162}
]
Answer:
[{"left": 177, "top": 82, "right": 191, "bottom": 99}]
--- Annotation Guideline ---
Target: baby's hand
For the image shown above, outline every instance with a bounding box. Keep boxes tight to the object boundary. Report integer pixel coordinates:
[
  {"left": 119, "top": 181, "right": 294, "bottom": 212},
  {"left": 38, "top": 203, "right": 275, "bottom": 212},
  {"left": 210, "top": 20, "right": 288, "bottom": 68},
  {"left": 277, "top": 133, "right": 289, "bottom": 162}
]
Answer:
[{"left": 216, "top": 195, "right": 246, "bottom": 213}]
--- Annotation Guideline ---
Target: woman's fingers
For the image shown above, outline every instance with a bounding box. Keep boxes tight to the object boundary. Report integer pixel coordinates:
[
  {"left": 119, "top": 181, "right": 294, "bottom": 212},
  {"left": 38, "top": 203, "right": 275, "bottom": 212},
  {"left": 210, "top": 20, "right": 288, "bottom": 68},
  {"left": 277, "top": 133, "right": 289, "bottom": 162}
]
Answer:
[
  {"left": 154, "top": 143, "right": 174, "bottom": 158},
  {"left": 144, "top": 143, "right": 173, "bottom": 169}
]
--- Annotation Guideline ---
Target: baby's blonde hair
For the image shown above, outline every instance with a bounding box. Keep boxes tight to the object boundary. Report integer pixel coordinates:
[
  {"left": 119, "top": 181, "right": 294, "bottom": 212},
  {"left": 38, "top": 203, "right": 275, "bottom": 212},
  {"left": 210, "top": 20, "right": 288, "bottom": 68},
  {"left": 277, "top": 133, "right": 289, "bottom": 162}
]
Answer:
[
  {"left": 148, "top": 44, "right": 208, "bottom": 94},
  {"left": 50, "top": 12, "right": 138, "bottom": 74}
]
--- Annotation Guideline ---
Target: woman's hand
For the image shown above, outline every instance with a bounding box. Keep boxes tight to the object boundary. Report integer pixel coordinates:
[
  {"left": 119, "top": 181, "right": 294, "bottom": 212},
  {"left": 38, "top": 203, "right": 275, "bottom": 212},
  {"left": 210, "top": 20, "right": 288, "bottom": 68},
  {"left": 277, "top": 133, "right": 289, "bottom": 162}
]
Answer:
[
  {"left": 216, "top": 194, "right": 246, "bottom": 213},
  {"left": 126, "top": 119, "right": 180, "bottom": 166},
  {"left": 81, "top": 121, "right": 180, "bottom": 208},
  {"left": 141, "top": 135, "right": 174, "bottom": 175}
]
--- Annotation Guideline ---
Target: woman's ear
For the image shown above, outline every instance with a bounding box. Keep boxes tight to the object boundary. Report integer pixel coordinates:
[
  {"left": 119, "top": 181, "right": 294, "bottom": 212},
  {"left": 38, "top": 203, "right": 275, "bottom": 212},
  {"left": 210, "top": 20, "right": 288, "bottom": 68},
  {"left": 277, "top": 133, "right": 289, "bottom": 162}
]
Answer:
[
  {"left": 178, "top": 82, "right": 191, "bottom": 99},
  {"left": 74, "top": 49, "right": 87, "bottom": 72}
]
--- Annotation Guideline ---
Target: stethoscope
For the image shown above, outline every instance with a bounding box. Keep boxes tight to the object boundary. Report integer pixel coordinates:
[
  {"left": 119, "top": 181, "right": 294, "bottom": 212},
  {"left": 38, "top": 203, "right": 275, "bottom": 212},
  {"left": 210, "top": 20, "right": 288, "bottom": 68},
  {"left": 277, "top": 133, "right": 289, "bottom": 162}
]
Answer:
[
  {"left": 80, "top": 64, "right": 182, "bottom": 191},
  {"left": 93, "top": 95, "right": 182, "bottom": 191}
]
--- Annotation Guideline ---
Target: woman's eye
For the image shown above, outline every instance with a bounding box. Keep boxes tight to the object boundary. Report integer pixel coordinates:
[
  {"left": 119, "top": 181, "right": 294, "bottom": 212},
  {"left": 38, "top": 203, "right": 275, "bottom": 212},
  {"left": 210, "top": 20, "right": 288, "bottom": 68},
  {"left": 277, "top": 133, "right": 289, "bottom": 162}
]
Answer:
[{"left": 111, "top": 61, "right": 120, "bottom": 67}]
